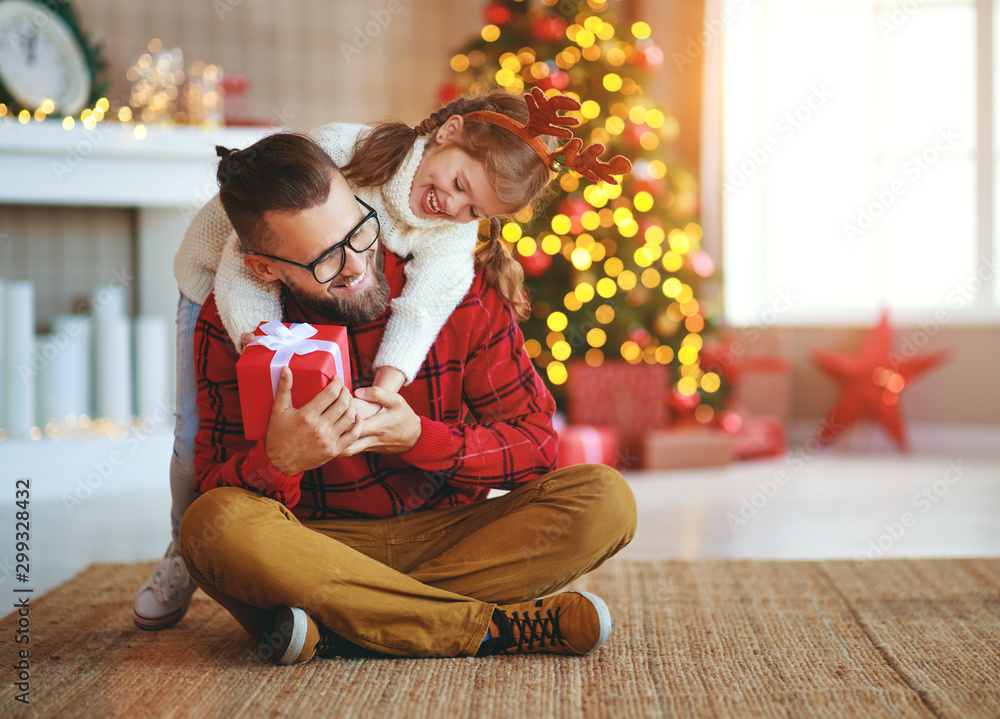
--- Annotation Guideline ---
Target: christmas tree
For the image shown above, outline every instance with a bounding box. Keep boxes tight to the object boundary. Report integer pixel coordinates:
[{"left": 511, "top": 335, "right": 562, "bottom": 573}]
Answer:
[{"left": 445, "top": 0, "right": 723, "bottom": 419}]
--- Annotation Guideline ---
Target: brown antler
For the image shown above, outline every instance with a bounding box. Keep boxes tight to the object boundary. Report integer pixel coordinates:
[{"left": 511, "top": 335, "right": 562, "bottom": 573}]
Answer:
[
  {"left": 552, "top": 138, "right": 633, "bottom": 185},
  {"left": 463, "top": 89, "right": 632, "bottom": 183},
  {"left": 523, "top": 86, "right": 581, "bottom": 139}
]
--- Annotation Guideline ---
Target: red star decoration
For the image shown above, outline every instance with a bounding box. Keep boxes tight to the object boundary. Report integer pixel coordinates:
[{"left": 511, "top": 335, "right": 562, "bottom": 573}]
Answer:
[{"left": 811, "top": 310, "right": 947, "bottom": 451}]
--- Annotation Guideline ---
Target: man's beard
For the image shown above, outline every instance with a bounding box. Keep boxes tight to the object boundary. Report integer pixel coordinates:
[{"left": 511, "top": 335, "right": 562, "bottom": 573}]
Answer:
[{"left": 286, "top": 248, "right": 390, "bottom": 326}]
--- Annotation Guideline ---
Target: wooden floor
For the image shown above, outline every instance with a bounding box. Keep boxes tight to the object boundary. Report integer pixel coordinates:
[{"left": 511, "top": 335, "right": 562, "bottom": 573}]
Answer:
[{"left": 4, "top": 431, "right": 1000, "bottom": 597}]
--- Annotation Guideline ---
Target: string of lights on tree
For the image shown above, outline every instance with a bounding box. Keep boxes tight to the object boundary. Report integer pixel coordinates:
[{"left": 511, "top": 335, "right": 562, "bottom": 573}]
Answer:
[{"left": 444, "top": 0, "right": 725, "bottom": 417}]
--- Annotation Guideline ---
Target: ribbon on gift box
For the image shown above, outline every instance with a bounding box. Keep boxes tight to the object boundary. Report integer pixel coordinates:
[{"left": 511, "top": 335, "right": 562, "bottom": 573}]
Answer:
[{"left": 248, "top": 321, "right": 344, "bottom": 396}]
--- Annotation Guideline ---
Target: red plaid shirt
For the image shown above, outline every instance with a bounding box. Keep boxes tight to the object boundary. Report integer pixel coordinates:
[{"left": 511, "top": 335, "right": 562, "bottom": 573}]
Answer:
[{"left": 193, "top": 250, "right": 559, "bottom": 520}]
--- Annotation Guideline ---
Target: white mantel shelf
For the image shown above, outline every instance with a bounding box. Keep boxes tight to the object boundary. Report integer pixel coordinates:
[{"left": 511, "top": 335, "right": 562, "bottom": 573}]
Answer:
[{"left": 0, "top": 118, "right": 273, "bottom": 208}]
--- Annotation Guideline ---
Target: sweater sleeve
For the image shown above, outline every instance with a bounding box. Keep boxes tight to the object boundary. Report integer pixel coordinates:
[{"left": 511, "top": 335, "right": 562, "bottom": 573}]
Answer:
[
  {"left": 173, "top": 194, "right": 232, "bottom": 305},
  {"left": 373, "top": 229, "right": 477, "bottom": 384},
  {"left": 214, "top": 231, "right": 284, "bottom": 351},
  {"left": 398, "top": 276, "right": 559, "bottom": 488}
]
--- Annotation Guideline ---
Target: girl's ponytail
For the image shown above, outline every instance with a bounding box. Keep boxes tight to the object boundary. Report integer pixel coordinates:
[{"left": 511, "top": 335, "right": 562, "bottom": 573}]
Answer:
[
  {"left": 341, "top": 122, "right": 419, "bottom": 189},
  {"left": 475, "top": 217, "right": 531, "bottom": 322}
]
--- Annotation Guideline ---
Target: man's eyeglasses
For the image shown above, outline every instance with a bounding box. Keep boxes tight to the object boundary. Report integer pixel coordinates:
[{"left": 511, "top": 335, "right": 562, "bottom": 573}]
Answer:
[{"left": 246, "top": 196, "right": 381, "bottom": 284}]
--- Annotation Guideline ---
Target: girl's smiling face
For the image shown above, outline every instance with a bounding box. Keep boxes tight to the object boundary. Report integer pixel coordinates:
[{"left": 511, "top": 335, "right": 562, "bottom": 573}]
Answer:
[{"left": 409, "top": 115, "right": 508, "bottom": 223}]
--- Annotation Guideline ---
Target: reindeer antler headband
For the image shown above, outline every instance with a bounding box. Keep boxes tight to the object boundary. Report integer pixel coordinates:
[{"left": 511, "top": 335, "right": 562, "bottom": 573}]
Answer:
[{"left": 464, "top": 87, "right": 633, "bottom": 185}]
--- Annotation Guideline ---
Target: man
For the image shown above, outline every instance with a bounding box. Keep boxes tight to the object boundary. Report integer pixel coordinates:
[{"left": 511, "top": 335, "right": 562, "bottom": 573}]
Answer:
[{"left": 179, "top": 132, "right": 637, "bottom": 664}]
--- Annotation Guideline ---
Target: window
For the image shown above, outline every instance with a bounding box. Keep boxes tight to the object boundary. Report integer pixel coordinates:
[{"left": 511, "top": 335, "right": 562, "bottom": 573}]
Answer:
[{"left": 714, "top": 0, "right": 995, "bottom": 325}]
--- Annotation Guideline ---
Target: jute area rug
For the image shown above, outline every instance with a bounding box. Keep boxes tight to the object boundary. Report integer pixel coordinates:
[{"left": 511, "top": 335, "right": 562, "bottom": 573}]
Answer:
[{"left": 1, "top": 558, "right": 998, "bottom": 718}]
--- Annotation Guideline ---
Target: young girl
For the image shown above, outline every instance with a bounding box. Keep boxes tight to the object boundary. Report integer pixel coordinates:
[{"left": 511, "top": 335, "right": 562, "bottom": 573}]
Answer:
[{"left": 133, "top": 88, "right": 630, "bottom": 630}]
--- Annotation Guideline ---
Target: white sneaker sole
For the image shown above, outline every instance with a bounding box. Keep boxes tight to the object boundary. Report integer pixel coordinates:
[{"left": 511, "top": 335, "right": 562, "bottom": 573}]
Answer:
[
  {"left": 576, "top": 591, "right": 612, "bottom": 654},
  {"left": 275, "top": 607, "right": 308, "bottom": 665}
]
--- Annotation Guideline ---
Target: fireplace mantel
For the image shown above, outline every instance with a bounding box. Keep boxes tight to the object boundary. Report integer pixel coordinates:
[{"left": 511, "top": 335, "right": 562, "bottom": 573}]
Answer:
[
  {"left": 0, "top": 118, "right": 271, "bottom": 207},
  {"left": 1, "top": 118, "right": 275, "bottom": 327}
]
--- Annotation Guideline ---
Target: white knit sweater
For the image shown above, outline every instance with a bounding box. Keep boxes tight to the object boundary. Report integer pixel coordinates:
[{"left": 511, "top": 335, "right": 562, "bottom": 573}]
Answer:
[{"left": 172, "top": 123, "right": 479, "bottom": 384}]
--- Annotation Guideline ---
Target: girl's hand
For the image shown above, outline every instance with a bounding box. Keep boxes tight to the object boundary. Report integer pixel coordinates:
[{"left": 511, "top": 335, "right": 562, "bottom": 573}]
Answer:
[
  {"left": 342, "top": 386, "right": 421, "bottom": 456},
  {"left": 353, "top": 396, "right": 383, "bottom": 420}
]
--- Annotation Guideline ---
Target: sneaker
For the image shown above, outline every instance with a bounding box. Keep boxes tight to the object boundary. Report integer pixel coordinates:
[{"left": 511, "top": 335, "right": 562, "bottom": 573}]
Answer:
[
  {"left": 132, "top": 541, "right": 197, "bottom": 630},
  {"left": 477, "top": 590, "right": 612, "bottom": 657},
  {"left": 269, "top": 606, "right": 338, "bottom": 665}
]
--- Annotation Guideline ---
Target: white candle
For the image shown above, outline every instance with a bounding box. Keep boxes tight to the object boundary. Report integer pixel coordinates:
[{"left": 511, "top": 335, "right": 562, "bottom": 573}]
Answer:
[
  {"left": 4, "top": 281, "right": 35, "bottom": 438},
  {"left": 93, "top": 315, "right": 133, "bottom": 425},
  {"left": 91, "top": 283, "right": 127, "bottom": 318},
  {"left": 35, "top": 335, "right": 72, "bottom": 427},
  {"left": 134, "top": 315, "right": 169, "bottom": 418},
  {"left": 51, "top": 314, "right": 92, "bottom": 421}
]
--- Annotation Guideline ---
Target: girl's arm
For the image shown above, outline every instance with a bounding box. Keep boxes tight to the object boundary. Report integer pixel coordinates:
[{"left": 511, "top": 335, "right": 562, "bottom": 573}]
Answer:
[
  {"left": 372, "top": 229, "right": 478, "bottom": 385},
  {"left": 215, "top": 231, "right": 284, "bottom": 352}
]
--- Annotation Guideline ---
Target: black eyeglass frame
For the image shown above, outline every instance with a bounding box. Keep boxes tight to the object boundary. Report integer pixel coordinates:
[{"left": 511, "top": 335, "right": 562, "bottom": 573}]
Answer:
[{"left": 245, "top": 195, "right": 381, "bottom": 284}]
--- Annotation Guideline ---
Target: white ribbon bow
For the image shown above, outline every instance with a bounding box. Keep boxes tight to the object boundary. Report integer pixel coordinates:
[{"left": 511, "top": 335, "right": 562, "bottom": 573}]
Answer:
[{"left": 248, "top": 321, "right": 344, "bottom": 397}]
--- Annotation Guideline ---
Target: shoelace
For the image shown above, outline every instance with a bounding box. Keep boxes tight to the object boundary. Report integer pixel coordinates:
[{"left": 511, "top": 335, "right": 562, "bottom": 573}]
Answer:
[
  {"left": 314, "top": 626, "right": 338, "bottom": 658},
  {"left": 147, "top": 552, "right": 193, "bottom": 604},
  {"left": 506, "top": 605, "right": 566, "bottom": 652}
]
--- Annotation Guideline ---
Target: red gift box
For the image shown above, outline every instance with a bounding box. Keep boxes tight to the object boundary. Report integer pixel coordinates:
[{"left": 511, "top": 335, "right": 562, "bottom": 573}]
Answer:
[
  {"left": 236, "top": 321, "right": 352, "bottom": 440},
  {"left": 566, "top": 361, "right": 670, "bottom": 457},
  {"left": 730, "top": 414, "right": 787, "bottom": 460},
  {"left": 639, "top": 428, "right": 734, "bottom": 469},
  {"left": 701, "top": 332, "right": 791, "bottom": 420},
  {"left": 558, "top": 425, "right": 619, "bottom": 469}
]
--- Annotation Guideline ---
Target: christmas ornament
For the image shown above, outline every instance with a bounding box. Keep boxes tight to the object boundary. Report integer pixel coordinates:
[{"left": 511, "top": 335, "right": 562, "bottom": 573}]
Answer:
[
  {"left": 519, "top": 249, "right": 552, "bottom": 279},
  {"left": 633, "top": 44, "right": 664, "bottom": 71},
  {"left": 666, "top": 387, "right": 700, "bottom": 425},
  {"left": 437, "top": 83, "right": 461, "bottom": 105},
  {"left": 811, "top": 310, "right": 947, "bottom": 450},
  {"left": 485, "top": 2, "right": 512, "bottom": 26},
  {"left": 531, "top": 15, "right": 566, "bottom": 43},
  {"left": 537, "top": 70, "right": 569, "bottom": 92},
  {"left": 558, "top": 196, "right": 589, "bottom": 234},
  {"left": 623, "top": 122, "right": 645, "bottom": 150}
]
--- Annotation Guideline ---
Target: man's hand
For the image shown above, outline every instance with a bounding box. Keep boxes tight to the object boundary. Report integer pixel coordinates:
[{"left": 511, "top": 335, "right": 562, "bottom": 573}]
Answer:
[
  {"left": 264, "top": 367, "right": 363, "bottom": 475},
  {"left": 342, "top": 386, "right": 421, "bottom": 456},
  {"left": 239, "top": 331, "right": 256, "bottom": 355}
]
